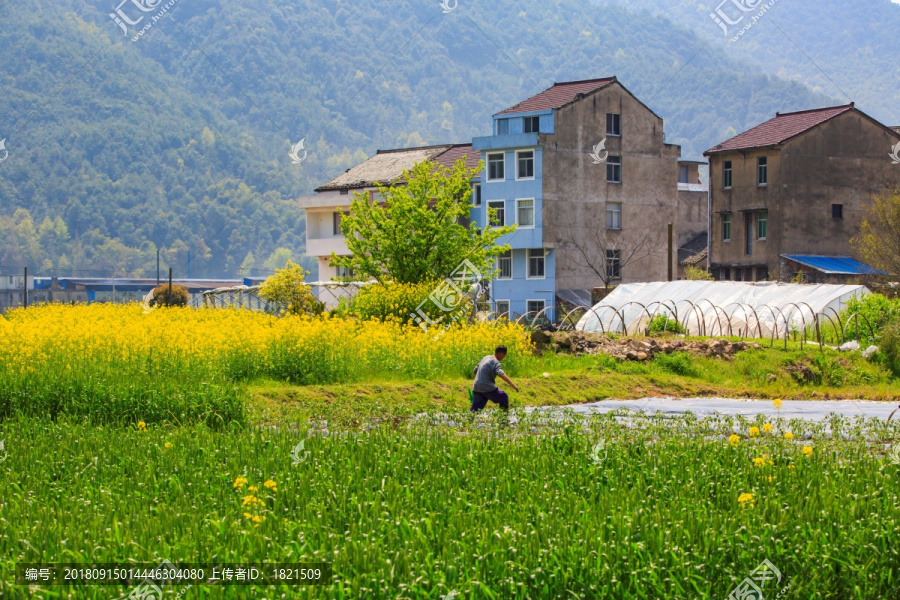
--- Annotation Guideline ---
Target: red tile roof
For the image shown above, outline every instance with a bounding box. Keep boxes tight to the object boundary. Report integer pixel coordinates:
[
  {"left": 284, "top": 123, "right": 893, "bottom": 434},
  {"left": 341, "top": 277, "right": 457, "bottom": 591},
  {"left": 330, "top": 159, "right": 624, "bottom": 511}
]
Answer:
[
  {"left": 434, "top": 144, "right": 481, "bottom": 171},
  {"left": 497, "top": 78, "right": 617, "bottom": 116},
  {"left": 706, "top": 104, "right": 855, "bottom": 154}
]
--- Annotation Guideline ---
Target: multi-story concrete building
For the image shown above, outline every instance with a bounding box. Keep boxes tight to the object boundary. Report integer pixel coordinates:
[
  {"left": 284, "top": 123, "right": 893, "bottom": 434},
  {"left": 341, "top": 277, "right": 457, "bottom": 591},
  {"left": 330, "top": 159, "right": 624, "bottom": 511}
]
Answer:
[
  {"left": 705, "top": 103, "right": 900, "bottom": 283},
  {"left": 472, "top": 76, "right": 686, "bottom": 316},
  {"left": 302, "top": 77, "right": 696, "bottom": 318}
]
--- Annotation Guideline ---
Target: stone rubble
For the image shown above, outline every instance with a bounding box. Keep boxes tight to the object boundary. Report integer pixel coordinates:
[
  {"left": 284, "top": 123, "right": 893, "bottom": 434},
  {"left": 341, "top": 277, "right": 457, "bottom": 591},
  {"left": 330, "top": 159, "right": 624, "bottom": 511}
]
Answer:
[{"left": 531, "top": 330, "right": 762, "bottom": 361}]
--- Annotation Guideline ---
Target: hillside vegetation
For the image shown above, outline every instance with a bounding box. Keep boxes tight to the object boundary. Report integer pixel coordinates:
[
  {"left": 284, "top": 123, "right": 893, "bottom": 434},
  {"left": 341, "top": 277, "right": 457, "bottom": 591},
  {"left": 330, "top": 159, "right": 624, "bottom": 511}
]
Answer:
[{"left": 0, "top": 0, "right": 835, "bottom": 277}]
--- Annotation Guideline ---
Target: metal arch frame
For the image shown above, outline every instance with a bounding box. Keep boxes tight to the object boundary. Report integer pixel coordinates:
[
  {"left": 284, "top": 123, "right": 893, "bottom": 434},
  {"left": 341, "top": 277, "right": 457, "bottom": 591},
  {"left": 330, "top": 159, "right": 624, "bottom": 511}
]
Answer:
[
  {"left": 696, "top": 298, "right": 732, "bottom": 338},
  {"left": 722, "top": 302, "right": 756, "bottom": 339},
  {"left": 841, "top": 312, "right": 876, "bottom": 345},
  {"left": 559, "top": 305, "right": 590, "bottom": 331},
  {"left": 671, "top": 299, "right": 704, "bottom": 337},
  {"left": 612, "top": 301, "right": 655, "bottom": 336},
  {"left": 578, "top": 304, "right": 622, "bottom": 336},
  {"left": 645, "top": 300, "right": 681, "bottom": 334}
]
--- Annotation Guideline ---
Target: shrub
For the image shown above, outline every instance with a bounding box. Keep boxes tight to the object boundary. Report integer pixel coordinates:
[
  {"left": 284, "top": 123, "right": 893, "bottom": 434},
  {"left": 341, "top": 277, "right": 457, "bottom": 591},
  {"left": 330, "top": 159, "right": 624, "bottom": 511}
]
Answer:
[
  {"left": 151, "top": 284, "right": 189, "bottom": 307},
  {"left": 654, "top": 351, "right": 696, "bottom": 377},
  {"left": 258, "top": 261, "right": 325, "bottom": 317},
  {"left": 348, "top": 281, "right": 470, "bottom": 326},
  {"left": 879, "top": 321, "right": 900, "bottom": 377},
  {"left": 684, "top": 265, "right": 714, "bottom": 281},
  {"left": 842, "top": 294, "right": 900, "bottom": 345},
  {"left": 648, "top": 313, "right": 685, "bottom": 335}
]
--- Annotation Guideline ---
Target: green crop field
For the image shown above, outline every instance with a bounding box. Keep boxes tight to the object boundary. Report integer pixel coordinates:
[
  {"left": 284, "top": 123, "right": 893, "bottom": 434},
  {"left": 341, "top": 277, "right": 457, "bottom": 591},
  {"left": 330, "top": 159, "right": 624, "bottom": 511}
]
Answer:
[{"left": 2, "top": 305, "right": 900, "bottom": 598}]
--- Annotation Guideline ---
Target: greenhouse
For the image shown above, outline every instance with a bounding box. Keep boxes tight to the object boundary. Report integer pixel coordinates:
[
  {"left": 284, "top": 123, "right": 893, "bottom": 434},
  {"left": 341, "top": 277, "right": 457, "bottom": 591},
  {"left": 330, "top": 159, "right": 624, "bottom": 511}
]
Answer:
[{"left": 575, "top": 281, "right": 870, "bottom": 340}]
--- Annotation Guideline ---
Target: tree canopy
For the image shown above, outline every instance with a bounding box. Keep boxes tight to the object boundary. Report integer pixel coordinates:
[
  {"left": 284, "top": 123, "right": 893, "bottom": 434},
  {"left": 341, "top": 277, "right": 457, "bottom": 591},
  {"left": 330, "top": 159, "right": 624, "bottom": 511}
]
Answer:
[{"left": 331, "top": 160, "right": 514, "bottom": 284}]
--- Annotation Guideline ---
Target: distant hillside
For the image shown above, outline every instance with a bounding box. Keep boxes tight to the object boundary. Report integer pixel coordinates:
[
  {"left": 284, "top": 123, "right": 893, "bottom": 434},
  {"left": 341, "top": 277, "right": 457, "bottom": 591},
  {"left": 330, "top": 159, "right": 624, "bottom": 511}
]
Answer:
[
  {"left": 616, "top": 0, "right": 900, "bottom": 126},
  {"left": 0, "top": 0, "right": 834, "bottom": 278}
]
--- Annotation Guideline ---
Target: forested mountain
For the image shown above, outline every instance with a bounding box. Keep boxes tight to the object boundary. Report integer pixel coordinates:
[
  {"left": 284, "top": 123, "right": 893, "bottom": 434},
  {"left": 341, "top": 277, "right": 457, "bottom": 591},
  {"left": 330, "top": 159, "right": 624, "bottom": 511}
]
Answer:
[
  {"left": 0, "top": 0, "right": 843, "bottom": 278},
  {"left": 616, "top": 0, "right": 900, "bottom": 127}
]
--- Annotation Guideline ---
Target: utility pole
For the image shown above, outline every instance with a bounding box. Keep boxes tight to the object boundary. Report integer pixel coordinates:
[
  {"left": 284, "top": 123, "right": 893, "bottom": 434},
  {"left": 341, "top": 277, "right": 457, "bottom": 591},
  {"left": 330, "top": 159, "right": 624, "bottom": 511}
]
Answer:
[
  {"left": 23, "top": 266, "right": 28, "bottom": 309},
  {"left": 667, "top": 223, "right": 674, "bottom": 282},
  {"left": 168, "top": 267, "right": 173, "bottom": 305},
  {"left": 157, "top": 249, "right": 160, "bottom": 286},
  {"left": 188, "top": 251, "right": 191, "bottom": 280}
]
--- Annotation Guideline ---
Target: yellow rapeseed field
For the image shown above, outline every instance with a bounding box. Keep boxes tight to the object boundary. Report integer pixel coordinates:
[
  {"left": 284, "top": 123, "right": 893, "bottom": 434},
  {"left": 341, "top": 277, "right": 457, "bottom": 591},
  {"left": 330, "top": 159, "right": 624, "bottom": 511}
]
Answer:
[{"left": 0, "top": 304, "right": 531, "bottom": 423}]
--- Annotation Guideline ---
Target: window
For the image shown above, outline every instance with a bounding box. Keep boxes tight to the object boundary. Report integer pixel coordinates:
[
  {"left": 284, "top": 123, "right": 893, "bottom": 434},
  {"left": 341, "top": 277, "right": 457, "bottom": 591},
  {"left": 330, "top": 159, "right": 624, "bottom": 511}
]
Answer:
[
  {"left": 527, "top": 300, "right": 546, "bottom": 317},
  {"left": 757, "top": 210, "right": 768, "bottom": 240},
  {"left": 679, "top": 165, "right": 689, "bottom": 184},
  {"left": 516, "top": 199, "right": 535, "bottom": 228},
  {"left": 497, "top": 119, "right": 509, "bottom": 135},
  {"left": 722, "top": 214, "right": 732, "bottom": 241},
  {"left": 487, "top": 200, "right": 506, "bottom": 227},
  {"left": 473, "top": 184, "right": 482, "bottom": 206},
  {"left": 757, "top": 266, "right": 769, "bottom": 281},
  {"left": 487, "top": 153, "right": 505, "bottom": 181},
  {"left": 335, "top": 265, "right": 354, "bottom": 279},
  {"left": 606, "top": 250, "right": 621, "bottom": 279},
  {"left": 723, "top": 161, "right": 733, "bottom": 189},
  {"left": 516, "top": 150, "right": 534, "bottom": 180},
  {"left": 497, "top": 251, "right": 512, "bottom": 279},
  {"left": 524, "top": 116, "right": 540, "bottom": 134},
  {"left": 332, "top": 211, "right": 344, "bottom": 236},
  {"left": 757, "top": 156, "right": 767, "bottom": 186},
  {"left": 606, "top": 113, "right": 621, "bottom": 136},
  {"left": 606, "top": 202, "right": 622, "bottom": 230},
  {"left": 832, "top": 204, "right": 843, "bottom": 219},
  {"left": 340, "top": 189, "right": 349, "bottom": 195},
  {"left": 527, "top": 248, "right": 545, "bottom": 279},
  {"left": 495, "top": 300, "right": 510, "bottom": 317},
  {"left": 607, "top": 156, "right": 622, "bottom": 183}
]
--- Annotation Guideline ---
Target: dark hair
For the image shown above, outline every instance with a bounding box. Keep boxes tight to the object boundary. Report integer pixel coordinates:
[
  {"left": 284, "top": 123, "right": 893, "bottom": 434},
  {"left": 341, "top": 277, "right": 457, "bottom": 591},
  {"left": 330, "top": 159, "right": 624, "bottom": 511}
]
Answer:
[{"left": 495, "top": 345, "right": 508, "bottom": 355}]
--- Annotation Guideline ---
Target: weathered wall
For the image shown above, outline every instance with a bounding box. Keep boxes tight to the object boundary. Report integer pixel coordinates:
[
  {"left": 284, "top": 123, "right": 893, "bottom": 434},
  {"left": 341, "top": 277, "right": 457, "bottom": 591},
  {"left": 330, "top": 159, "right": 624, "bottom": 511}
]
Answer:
[
  {"left": 541, "top": 83, "right": 681, "bottom": 290},
  {"left": 709, "top": 110, "right": 900, "bottom": 281}
]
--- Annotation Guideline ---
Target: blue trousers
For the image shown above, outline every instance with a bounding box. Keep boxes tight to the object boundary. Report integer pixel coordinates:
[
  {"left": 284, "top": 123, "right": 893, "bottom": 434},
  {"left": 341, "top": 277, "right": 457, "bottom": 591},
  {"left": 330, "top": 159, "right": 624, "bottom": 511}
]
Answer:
[{"left": 471, "top": 388, "right": 509, "bottom": 412}]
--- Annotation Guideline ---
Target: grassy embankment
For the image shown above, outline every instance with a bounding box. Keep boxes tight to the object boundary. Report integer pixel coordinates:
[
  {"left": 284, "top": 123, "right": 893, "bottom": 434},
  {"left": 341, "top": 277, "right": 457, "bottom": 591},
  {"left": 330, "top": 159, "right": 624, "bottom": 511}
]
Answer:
[{"left": 249, "top": 344, "right": 900, "bottom": 426}]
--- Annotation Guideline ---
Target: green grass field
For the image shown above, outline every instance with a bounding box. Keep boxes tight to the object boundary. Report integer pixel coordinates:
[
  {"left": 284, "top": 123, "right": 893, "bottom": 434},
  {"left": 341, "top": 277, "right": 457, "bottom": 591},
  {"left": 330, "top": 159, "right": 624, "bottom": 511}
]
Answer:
[
  {"left": 3, "top": 413, "right": 899, "bottom": 599},
  {"left": 4, "top": 306, "right": 900, "bottom": 598}
]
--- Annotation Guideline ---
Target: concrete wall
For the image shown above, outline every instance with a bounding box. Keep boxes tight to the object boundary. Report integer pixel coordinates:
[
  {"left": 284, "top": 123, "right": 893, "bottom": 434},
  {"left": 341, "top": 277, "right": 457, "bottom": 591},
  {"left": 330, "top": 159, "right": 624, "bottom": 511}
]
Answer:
[
  {"left": 709, "top": 110, "right": 900, "bottom": 281},
  {"left": 540, "top": 82, "right": 681, "bottom": 290},
  {"left": 677, "top": 190, "right": 708, "bottom": 246}
]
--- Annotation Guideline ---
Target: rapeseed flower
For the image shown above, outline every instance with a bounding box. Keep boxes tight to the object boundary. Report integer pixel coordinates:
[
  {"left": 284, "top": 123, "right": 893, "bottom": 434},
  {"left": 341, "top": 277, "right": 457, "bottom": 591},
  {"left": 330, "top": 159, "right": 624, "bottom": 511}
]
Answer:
[{"left": 749, "top": 426, "right": 760, "bottom": 438}]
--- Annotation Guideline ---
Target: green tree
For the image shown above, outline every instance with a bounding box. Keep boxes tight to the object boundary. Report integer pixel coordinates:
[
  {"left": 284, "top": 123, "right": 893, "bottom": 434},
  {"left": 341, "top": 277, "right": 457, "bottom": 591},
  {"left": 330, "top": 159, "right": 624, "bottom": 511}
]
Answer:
[
  {"left": 853, "top": 189, "right": 900, "bottom": 277},
  {"left": 258, "top": 261, "right": 324, "bottom": 316},
  {"left": 331, "top": 159, "right": 515, "bottom": 284}
]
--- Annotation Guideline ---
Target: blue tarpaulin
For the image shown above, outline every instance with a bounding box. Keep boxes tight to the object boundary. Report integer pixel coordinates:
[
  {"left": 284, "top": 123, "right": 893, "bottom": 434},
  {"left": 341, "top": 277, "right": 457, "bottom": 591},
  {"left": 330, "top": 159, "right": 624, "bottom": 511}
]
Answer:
[{"left": 781, "top": 255, "right": 887, "bottom": 276}]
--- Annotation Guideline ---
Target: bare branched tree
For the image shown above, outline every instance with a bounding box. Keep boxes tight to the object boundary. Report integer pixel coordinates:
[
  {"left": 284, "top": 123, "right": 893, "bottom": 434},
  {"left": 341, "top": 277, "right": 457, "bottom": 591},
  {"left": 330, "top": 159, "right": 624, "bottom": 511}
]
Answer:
[{"left": 567, "top": 222, "right": 664, "bottom": 291}]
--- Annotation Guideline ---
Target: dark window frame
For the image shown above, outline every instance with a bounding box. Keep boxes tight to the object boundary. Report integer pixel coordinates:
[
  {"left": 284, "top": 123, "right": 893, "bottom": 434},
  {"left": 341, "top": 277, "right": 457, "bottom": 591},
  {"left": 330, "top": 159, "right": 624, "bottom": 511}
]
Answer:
[
  {"left": 524, "top": 116, "right": 540, "bottom": 134},
  {"left": 723, "top": 161, "right": 733, "bottom": 189},
  {"left": 487, "top": 153, "right": 505, "bottom": 181},
  {"left": 757, "top": 156, "right": 768, "bottom": 186},
  {"left": 606, "top": 249, "right": 622, "bottom": 279},
  {"left": 607, "top": 156, "right": 622, "bottom": 183},
  {"left": 606, "top": 113, "right": 621, "bottom": 137}
]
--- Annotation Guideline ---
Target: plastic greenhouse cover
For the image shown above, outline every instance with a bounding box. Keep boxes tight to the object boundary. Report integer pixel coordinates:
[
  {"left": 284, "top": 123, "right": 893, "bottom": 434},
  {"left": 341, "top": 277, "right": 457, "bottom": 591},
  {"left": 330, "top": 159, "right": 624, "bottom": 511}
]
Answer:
[{"left": 575, "top": 281, "right": 870, "bottom": 338}]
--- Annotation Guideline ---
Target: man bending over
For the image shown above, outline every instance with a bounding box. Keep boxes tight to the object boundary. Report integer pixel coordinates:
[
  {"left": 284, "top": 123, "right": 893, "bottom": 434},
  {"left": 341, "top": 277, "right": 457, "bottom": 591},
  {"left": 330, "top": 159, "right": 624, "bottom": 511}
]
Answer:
[{"left": 471, "top": 345, "right": 519, "bottom": 412}]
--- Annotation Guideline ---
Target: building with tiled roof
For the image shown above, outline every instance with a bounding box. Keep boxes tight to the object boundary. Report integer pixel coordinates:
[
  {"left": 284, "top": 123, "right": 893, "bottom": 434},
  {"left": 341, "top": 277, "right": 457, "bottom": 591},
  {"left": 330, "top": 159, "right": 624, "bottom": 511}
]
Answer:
[
  {"left": 302, "top": 143, "right": 479, "bottom": 279},
  {"left": 497, "top": 78, "right": 617, "bottom": 116},
  {"left": 704, "top": 104, "right": 900, "bottom": 283},
  {"left": 301, "top": 76, "right": 703, "bottom": 314}
]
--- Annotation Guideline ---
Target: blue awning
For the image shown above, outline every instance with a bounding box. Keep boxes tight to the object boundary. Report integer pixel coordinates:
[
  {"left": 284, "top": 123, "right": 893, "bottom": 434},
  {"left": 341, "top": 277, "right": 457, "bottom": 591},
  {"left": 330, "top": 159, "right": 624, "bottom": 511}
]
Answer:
[{"left": 781, "top": 255, "right": 888, "bottom": 276}]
